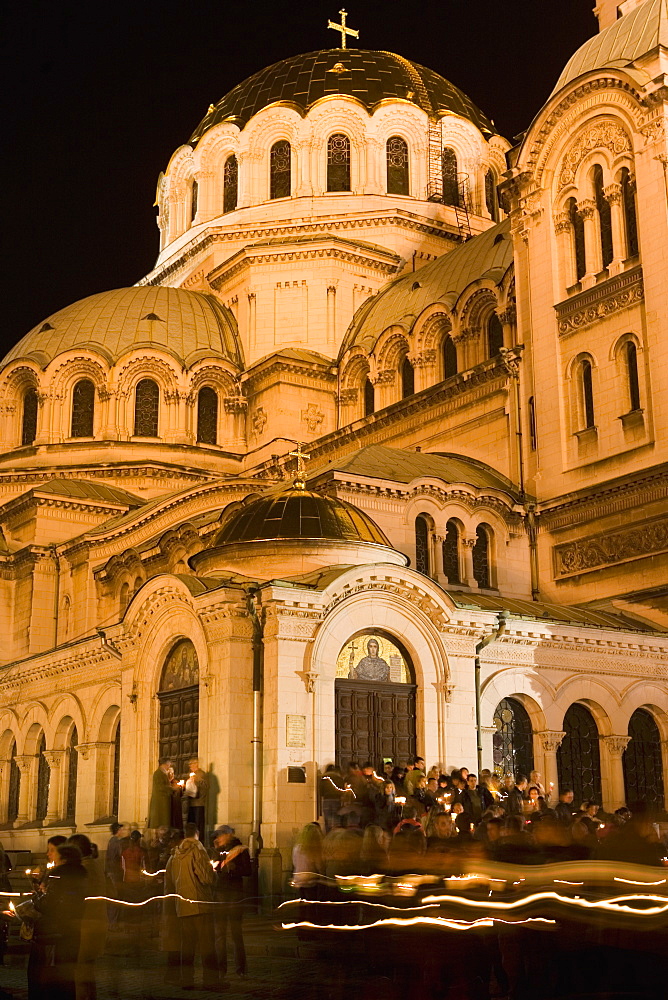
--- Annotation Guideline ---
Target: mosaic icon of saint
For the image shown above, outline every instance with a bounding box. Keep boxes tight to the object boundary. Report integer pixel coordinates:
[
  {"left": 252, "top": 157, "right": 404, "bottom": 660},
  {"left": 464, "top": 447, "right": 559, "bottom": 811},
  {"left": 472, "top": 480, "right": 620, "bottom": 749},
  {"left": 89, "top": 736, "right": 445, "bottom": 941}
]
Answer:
[{"left": 351, "top": 638, "right": 391, "bottom": 682}]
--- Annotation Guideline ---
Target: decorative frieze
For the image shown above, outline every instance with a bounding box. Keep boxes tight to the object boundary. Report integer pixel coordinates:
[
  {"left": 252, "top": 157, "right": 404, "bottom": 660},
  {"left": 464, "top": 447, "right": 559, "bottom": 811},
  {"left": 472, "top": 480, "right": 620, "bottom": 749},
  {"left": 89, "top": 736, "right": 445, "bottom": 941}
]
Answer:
[
  {"left": 554, "top": 514, "right": 668, "bottom": 578},
  {"left": 554, "top": 265, "right": 643, "bottom": 336},
  {"left": 558, "top": 122, "right": 632, "bottom": 191}
]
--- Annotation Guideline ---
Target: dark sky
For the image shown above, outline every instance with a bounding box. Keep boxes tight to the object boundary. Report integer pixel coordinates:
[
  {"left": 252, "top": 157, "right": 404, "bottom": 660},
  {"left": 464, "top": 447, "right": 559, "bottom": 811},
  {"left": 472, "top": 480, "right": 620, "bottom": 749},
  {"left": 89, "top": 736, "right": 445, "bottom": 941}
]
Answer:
[{"left": 1, "top": 0, "right": 597, "bottom": 355}]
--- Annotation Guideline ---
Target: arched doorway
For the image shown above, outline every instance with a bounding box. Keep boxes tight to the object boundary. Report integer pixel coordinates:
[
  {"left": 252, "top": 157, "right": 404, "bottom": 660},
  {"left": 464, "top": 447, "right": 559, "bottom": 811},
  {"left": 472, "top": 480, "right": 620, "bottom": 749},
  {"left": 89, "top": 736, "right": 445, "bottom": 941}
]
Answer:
[
  {"left": 157, "top": 640, "right": 199, "bottom": 779},
  {"left": 557, "top": 703, "right": 602, "bottom": 806},
  {"left": 623, "top": 708, "right": 665, "bottom": 811},
  {"left": 335, "top": 632, "right": 416, "bottom": 769},
  {"left": 492, "top": 698, "right": 534, "bottom": 778}
]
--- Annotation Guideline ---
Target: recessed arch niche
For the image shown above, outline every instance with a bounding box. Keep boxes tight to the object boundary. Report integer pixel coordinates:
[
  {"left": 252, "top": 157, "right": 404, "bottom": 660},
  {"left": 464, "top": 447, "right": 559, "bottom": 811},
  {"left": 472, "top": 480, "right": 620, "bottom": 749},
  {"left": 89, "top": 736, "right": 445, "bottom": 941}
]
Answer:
[{"left": 157, "top": 639, "right": 199, "bottom": 779}]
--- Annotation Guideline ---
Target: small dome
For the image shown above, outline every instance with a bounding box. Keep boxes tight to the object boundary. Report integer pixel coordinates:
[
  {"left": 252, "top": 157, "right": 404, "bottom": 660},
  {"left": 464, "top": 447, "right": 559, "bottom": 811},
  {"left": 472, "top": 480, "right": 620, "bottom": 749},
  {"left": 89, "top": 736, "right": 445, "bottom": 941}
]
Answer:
[
  {"left": 3, "top": 286, "right": 244, "bottom": 369},
  {"left": 215, "top": 486, "right": 390, "bottom": 546},
  {"left": 190, "top": 48, "right": 495, "bottom": 145}
]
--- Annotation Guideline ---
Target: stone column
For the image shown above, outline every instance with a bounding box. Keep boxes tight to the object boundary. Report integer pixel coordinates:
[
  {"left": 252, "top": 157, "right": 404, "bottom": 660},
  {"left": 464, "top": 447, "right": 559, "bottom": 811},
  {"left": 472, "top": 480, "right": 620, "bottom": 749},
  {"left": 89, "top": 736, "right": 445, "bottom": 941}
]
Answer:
[
  {"left": 371, "top": 369, "right": 396, "bottom": 410},
  {"left": 327, "top": 285, "right": 337, "bottom": 352},
  {"left": 247, "top": 291, "right": 257, "bottom": 356},
  {"left": 605, "top": 182, "right": 625, "bottom": 274},
  {"left": 554, "top": 211, "right": 575, "bottom": 290},
  {"left": 577, "top": 198, "right": 599, "bottom": 286},
  {"left": 537, "top": 731, "right": 565, "bottom": 798},
  {"left": 661, "top": 740, "right": 668, "bottom": 812},
  {"left": 462, "top": 536, "right": 477, "bottom": 588},
  {"left": 98, "top": 386, "right": 117, "bottom": 440},
  {"left": 338, "top": 387, "right": 359, "bottom": 426},
  {"left": 13, "top": 755, "right": 36, "bottom": 825},
  {"left": 76, "top": 742, "right": 114, "bottom": 825},
  {"left": 34, "top": 391, "right": 52, "bottom": 446},
  {"left": 42, "top": 750, "right": 66, "bottom": 824},
  {"left": 601, "top": 735, "right": 631, "bottom": 811},
  {"left": 433, "top": 534, "right": 445, "bottom": 584},
  {"left": 223, "top": 396, "right": 247, "bottom": 451},
  {"left": 481, "top": 726, "right": 497, "bottom": 773},
  {"left": 497, "top": 305, "right": 516, "bottom": 351},
  {"left": 0, "top": 759, "right": 12, "bottom": 825}
]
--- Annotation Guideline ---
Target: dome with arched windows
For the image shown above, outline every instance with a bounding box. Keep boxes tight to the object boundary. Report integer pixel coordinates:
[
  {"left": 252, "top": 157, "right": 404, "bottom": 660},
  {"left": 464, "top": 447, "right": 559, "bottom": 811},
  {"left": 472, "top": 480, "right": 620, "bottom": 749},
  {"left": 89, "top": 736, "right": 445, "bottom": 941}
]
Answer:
[
  {"left": 2, "top": 286, "right": 244, "bottom": 369},
  {"left": 189, "top": 49, "right": 495, "bottom": 145}
]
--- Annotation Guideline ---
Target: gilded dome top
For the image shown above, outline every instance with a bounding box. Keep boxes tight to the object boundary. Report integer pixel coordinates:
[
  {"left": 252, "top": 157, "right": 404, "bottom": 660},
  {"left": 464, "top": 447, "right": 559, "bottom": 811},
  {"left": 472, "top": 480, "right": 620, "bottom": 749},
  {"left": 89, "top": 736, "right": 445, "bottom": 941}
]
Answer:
[
  {"left": 3, "top": 286, "right": 244, "bottom": 369},
  {"left": 215, "top": 486, "right": 390, "bottom": 546},
  {"left": 189, "top": 48, "right": 495, "bottom": 145}
]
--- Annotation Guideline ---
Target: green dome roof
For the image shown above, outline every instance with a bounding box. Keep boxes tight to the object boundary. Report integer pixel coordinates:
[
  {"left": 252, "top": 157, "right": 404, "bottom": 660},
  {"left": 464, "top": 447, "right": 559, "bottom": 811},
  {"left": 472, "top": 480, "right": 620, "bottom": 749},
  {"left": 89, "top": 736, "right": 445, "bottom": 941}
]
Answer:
[
  {"left": 190, "top": 48, "right": 495, "bottom": 145},
  {"left": 215, "top": 486, "right": 390, "bottom": 546},
  {"left": 3, "top": 286, "right": 244, "bottom": 369}
]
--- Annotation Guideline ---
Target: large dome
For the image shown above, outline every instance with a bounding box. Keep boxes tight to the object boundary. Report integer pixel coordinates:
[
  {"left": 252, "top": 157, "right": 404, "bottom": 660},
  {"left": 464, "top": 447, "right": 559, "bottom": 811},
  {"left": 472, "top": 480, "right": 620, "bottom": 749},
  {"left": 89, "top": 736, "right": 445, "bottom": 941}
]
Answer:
[
  {"left": 3, "top": 286, "right": 244, "bottom": 369},
  {"left": 189, "top": 48, "right": 495, "bottom": 145}
]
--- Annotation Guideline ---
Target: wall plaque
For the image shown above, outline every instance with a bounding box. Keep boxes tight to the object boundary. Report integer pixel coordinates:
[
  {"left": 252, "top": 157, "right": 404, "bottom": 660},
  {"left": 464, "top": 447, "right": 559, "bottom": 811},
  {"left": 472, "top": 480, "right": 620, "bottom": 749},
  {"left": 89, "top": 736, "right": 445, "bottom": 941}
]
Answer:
[{"left": 286, "top": 714, "right": 306, "bottom": 748}]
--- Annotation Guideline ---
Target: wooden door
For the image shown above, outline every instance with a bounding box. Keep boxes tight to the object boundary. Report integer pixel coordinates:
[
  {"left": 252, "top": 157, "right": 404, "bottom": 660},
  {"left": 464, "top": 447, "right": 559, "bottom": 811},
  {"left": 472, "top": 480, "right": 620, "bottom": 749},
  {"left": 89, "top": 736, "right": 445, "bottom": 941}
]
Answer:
[
  {"left": 335, "top": 680, "right": 416, "bottom": 768},
  {"left": 158, "top": 684, "right": 199, "bottom": 778}
]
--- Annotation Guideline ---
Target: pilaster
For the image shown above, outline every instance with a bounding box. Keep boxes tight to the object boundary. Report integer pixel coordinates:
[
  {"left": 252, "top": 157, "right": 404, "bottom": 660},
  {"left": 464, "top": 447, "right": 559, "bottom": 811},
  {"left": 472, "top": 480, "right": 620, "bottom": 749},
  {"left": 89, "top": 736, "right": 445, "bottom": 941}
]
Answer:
[
  {"left": 600, "top": 735, "right": 631, "bottom": 811},
  {"left": 536, "top": 731, "right": 565, "bottom": 796}
]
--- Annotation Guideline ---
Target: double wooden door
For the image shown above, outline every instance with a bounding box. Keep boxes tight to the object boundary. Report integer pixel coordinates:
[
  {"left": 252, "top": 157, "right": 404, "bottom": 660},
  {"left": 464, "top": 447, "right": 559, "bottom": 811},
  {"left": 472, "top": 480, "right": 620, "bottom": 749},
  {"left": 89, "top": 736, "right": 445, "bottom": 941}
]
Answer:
[
  {"left": 158, "top": 684, "right": 199, "bottom": 778},
  {"left": 335, "top": 680, "right": 416, "bottom": 768}
]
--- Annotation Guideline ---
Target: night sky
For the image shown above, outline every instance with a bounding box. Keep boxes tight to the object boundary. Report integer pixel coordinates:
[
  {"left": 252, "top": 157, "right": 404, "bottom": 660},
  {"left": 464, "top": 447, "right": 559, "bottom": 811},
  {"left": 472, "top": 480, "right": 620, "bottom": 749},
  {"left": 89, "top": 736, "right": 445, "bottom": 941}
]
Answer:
[{"left": 1, "top": 0, "right": 597, "bottom": 356}]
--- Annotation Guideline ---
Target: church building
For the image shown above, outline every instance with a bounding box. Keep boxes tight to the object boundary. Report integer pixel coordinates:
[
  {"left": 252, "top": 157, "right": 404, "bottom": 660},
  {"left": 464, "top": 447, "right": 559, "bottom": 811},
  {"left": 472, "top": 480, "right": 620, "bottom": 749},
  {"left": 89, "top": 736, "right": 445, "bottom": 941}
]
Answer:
[{"left": 1, "top": 0, "right": 667, "bottom": 889}]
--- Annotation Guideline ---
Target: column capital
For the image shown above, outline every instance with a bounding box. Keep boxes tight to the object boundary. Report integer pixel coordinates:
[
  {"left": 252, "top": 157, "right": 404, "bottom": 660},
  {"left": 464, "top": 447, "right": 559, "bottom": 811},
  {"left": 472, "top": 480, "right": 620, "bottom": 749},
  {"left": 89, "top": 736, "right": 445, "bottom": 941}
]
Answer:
[
  {"left": 13, "top": 755, "right": 35, "bottom": 774},
  {"left": 604, "top": 182, "right": 623, "bottom": 206},
  {"left": 537, "top": 731, "right": 566, "bottom": 753},
  {"left": 576, "top": 198, "right": 597, "bottom": 221},
  {"left": 601, "top": 735, "right": 631, "bottom": 758},
  {"left": 74, "top": 742, "right": 112, "bottom": 761},
  {"left": 42, "top": 749, "right": 66, "bottom": 769},
  {"left": 553, "top": 210, "right": 572, "bottom": 235}
]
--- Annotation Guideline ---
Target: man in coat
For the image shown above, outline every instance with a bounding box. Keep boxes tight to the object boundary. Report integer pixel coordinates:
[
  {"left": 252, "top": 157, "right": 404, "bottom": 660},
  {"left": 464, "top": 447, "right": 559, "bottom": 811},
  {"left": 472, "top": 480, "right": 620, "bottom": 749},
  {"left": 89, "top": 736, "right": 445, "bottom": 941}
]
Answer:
[
  {"left": 183, "top": 757, "right": 209, "bottom": 836},
  {"left": 165, "top": 822, "right": 218, "bottom": 989},
  {"left": 148, "top": 757, "right": 176, "bottom": 832},
  {"left": 211, "top": 825, "right": 251, "bottom": 977}
]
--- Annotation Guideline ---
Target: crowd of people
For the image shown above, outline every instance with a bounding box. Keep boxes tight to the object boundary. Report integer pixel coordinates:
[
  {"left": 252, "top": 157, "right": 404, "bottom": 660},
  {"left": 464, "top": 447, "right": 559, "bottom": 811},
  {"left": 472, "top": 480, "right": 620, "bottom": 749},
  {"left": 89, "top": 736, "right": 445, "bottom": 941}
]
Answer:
[{"left": 295, "top": 758, "right": 668, "bottom": 881}]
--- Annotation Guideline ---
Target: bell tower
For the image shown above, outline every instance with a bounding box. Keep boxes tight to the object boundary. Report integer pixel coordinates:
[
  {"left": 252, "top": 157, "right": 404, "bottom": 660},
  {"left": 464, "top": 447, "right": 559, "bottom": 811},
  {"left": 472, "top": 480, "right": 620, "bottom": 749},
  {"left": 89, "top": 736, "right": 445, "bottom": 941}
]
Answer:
[{"left": 594, "top": 0, "right": 645, "bottom": 31}]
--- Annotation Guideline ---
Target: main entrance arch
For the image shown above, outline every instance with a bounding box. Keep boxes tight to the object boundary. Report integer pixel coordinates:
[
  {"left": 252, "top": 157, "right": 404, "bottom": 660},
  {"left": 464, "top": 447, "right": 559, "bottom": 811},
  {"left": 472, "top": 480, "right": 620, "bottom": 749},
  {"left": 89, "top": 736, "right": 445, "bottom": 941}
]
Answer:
[
  {"left": 335, "top": 631, "right": 416, "bottom": 768},
  {"left": 157, "top": 639, "right": 199, "bottom": 779}
]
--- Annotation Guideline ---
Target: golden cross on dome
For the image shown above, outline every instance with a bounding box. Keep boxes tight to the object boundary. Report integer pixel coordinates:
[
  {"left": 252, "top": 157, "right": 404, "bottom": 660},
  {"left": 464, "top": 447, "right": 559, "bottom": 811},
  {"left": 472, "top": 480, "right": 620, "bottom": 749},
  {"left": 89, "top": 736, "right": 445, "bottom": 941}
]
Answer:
[
  {"left": 289, "top": 442, "right": 311, "bottom": 486},
  {"left": 327, "top": 9, "right": 359, "bottom": 49}
]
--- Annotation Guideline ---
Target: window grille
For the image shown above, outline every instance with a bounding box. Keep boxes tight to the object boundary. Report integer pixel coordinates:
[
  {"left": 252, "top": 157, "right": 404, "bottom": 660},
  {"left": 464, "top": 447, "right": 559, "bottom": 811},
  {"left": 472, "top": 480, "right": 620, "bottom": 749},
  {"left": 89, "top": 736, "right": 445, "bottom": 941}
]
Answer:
[
  {"left": 386, "top": 136, "right": 409, "bottom": 195},
  {"left": 493, "top": 698, "right": 534, "bottom": 779},
  {"left": 66, "top": 726, "right": 78, "bottom": 823},
  {"left": 581, "top": 360, "right": 595, "bottom": 429},
  {"left": 443, "top": 335, "right": 457, "bottom": 379},
  {"left": 441, "top": 148, "right": 459, "bottom": 207},
  {"left": 415, "top": 516, "right": 430, "bottom": 575},
  {"left": 196, "top": 386, "right": 218, "bottom": 444},
  {"left": 472, "top": 524, "right": 491, "bottom": 589},
  {"left": 401, "top": 356, "right": 414, "bottom": 397},
  {"left": 270, "top": 141, "right": 291, "bottom": 199},
  {"left": 36, "top": 734, "right": 49, "bottom": 823},
  {"left": 223, "top": 155, "right": 238, "bottom": 213},
  {"left": 327, "top": 134, "right": 351, "bottom": 192},
  {"left": 442, "top": 520, "right": 460, "bottom": 584},
  {"left": 626, "top": 341, "right": 640, "bottom": 411},
  {"left": 593, "top": 165, "right": 613, "bottom": 268},
  {"left": 364, "top": 378, "right": 375, "bottom": 416},
  {"left": 568, "top": 198, "right": 586, "bottom": 281},
  {"left": 621, "top": 168, "right": 638, "bottom": 257},
  {"left": 623, "top": 708, "right": 664, "bottom": 811},
  {"left": 134, "top": 379, "right": 160, "bottom": 437},
  {"left": 557, "top": 703, "right": 602, "bottom": 805},
  {"left": 487, "top": 314, "right": 504, "bottom": 357},
  {"left": 21, "top": 387, "right": 38, "bottom": 446},
  {"left": 71, "top": 379, "right": 95, "bottom": 438}
]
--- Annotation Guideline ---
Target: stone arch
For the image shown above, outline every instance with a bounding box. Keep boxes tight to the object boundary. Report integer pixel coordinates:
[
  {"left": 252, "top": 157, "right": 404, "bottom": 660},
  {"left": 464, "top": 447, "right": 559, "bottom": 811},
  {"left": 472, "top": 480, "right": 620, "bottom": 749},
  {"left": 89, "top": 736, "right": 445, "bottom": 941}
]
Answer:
[
  {"left": 51, "top": 706, "right": 84, "bottom": 750},
  {"left": 481, "top": 670, "right": 551, "bottom": 733},
  {"left": 19, "top": 704, "right": 50, "bottom": 754},
  {"left": 553, "top": 683, "right": 617, "bottom": 736},
  {"left": 374, "top": 327, "right": 410, "bottom": 371},
  {"left": 88, "top": 685, "right": 123, "bottom": 743}
]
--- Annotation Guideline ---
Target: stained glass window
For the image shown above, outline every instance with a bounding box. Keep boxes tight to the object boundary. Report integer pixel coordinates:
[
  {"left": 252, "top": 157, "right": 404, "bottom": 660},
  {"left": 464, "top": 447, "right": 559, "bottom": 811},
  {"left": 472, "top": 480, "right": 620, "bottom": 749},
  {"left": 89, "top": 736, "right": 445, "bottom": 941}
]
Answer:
[
  {"left": 364, "top": 378, "right": 374, "bottom": 417},
  {"left": 442, "top": 520, "right": 460, "bottom": 584},
  {"left": 593, "top": 165, "right": 613, "bottom": 269},
  {"left": 196, "top": 386, "right": 218, "bottom": 444},
  {"left": 569, "top": 197, "right": 586, "bottom": 282},
  {"left": 270, "top": 140, "right": 291, "bottom": 199},
  {"left": 401, "top": 356, "right": 414, "bottom": 398},
  {"left": 71, "top": 379, "right": 95, "bottom": 438},
  {"left": 443, "top": 335, "right": 457, "bottom": 379},
  {"left": 493, "top": 698, "right": 534, "bottom": 779},
  {"left": 223, "top": 155, "right": 238, "bottom": 213},
  {"left": 134, "top": 379, "right": 160, "bottom": 437},
  {"left": 190, "top": 179, "right": 198, "bottom": 225},
  {"left": 21, "top": 387, "right": 38, "bottom": 446},
  {"left": 66, "top": 726, "right": 78, "bottom": 823},
  {"left": 327, "top": 134, "right": 351, "bottom": 192},
  {"left": 386, "top": 136, "right": 409, "bottom": 195},
  {"left": 485, "top": 169, "right": 498, "bottom": 220},
  {"left": 473, "top": 524, "right": 491, "bottom": 589},
  {"left": 415, "top": 515, "right": 430, "bottom": 575},
  {"left": 36, "top": 734, "right": 49, "bottom": 823},
  {"left": 581, "top": 359, "right": 595, "bottom": 429},
  {"left": 442, "top": 147, "right": 459, "bottom": 207},
  {"left": 621, "top": 168, "right": 638, "bottom": 257},
  {"left": 623, "top": 708, "right": 664, "bottom": 811},
  {"left": 8, "top": 740, "right": 19, "bottom": 824},
  {"left": 557, "top": 703, "right": 601, "bottom": 805},
  {"left": 487, "top": 314, "right": 504, "bottom": 357},
  {"left": 626, "top": 341, "right": 640, "bottom": 411}
]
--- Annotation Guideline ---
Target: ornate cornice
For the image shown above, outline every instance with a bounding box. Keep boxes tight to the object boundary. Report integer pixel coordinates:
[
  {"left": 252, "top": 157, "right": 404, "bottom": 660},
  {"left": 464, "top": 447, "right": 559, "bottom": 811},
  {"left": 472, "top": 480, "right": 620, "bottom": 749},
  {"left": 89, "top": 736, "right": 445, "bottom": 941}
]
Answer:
[
  {"left": 554, "top": 514, "right": 668, "bottom": 579},
  {"left": 554, "top": 265, "right": 643, "bottom": 336},
  {"left": 208, "top": 244, "right": 401, "bottom": 290},
  {"left": 539, "top": 465, "right": 668, "bottom": 532}
]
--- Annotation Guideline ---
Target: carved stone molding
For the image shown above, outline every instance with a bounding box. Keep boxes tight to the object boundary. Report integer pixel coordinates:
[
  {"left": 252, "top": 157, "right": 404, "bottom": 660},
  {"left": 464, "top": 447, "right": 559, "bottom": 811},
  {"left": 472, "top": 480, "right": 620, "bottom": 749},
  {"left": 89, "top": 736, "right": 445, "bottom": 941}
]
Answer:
[
  {"left": 640, "top": 116, "right": 666, "bottom": 146},
  {"left": 302, "top": 670, "right": 318, "bottom": 694},
  {"left": 559, "top": 122, "right": 632, "bottom": 191},
  {"left": 42, "top": 750, "right": 66, "bottom": 769},
  {"left": 338, "top": 388, "right": 358, "bottom": 404},
  {"left": 371, "top": 369, "right": 396, "bottom": 385},
  {"left": 223, "top": 395, "right": 247, "bottom": 414},
  {"left": 555, "top": 266, "right": 643, "bottom": 336},
  {"left": 601, "top": 735, "right": 631, "bottom": 758},
  {"left": 13, "top": 755, "right": 35, "bottom": 774},
  {"left": 538, "top": 731, "right": 566, "bottom": 753},
  {"left": 302, "top": 402, "right": 324, "bottom": 433},
  {"left": 553, "top": 210, "right": 571, "bottom": 235},
  {"left": 251, "top": 407, "right": 267, "bottom": 436},
  {"left": 576, "top": 198, "right": 596, "bottom": 221},
  {"left": 554, "top": 514, "right": 668, "bottom": 577},
  {"left": 75, "top": 742, "right": 111, "bottom": 761},
  {"left": 604, "top": 182, "right": 623, "bottom": 206}
]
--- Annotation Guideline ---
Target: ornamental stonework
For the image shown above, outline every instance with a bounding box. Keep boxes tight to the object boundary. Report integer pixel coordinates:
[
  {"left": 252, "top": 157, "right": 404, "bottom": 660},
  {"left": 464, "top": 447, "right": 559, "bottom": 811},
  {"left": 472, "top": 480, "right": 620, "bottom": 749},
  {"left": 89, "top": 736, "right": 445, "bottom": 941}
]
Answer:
[
  {"left": 554, "top": 515, "right": 668, "bottom": 578},
  {"left": 558, "top": 121, "right": 632, "bottom": 191},
  {"left": 555, "top": 266, "right": 643, "bottom": 336}
]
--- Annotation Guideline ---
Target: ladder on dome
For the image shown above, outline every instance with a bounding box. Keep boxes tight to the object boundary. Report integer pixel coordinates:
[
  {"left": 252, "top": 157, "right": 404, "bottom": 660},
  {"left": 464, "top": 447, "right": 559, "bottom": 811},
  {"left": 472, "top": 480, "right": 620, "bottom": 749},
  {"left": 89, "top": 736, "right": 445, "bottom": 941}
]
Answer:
[
  {"left": 455, "top": 174, "right": 473, "bottom": 242},
  {"left": 425, "top": 119, "right": 473, "bottom": 243}
]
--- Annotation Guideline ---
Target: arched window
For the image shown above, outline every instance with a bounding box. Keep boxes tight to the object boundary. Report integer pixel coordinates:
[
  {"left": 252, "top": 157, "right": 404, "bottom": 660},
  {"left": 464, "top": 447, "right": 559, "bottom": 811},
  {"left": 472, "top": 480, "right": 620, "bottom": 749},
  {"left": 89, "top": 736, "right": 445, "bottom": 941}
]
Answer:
[
  {"left": 158, "top": 639, "right": 199, "bottom": 778},
  {"left": 625, "top": 340, "right": 641, "bottom": 411},
  {"left": 8, "top": 740, "right": 19, "bottom": 824},
  {"left": 528, "top": 396, "right": 537, "bottom": 451},
  {"left": 593, "top": 165, "right": 613, "bottom": 269},
  {"left": 473, "top": 524, "right": 491, "bottom": 589},
  {"left": 485, "top": 169, "right": 498, "bottom": 220},
  {"left": 401, "top": 356, "right": 414, "bottom": 398},
  {"left": 112, "top": 720, "right": 121, "bottom": 819},
  {"left": 119, "top": 582, "right": 130, "bottom": 615},
  {"left": 134, "top": 379, "right": 160, "bottom": 437},
  {"left": 441, "top": 147, "right": 459, "bottom": 206},
  {"left": 196, "top": 386, "right": 218, "bottom": 445},
  {"left": 270, "top": 140, "right": 291, "bottom": 199},
  {"left": 61, "top": 596, "right": 71, "bottom": 641},
  {"left": 568, "top": 197, "right": 586, "bottom": 282},
  {"left": 71, "top": 379, "right": 95, "bottom": 438},
  {"left": 623, "top": 708, "right": 664, "bottom": 811},
  {"left": 364, "top": 378, "right": 375, "bottom": 417},
  {"left": 66, "top": 726, "right": 78, "bottom": 823},
  {"left": 487, "top": 313, "right": 504, "bottom": 357},
  {"left": 493, "top": 698, "right": 534, "bottom": 779},
  {"left": 223, "top": 155, "right": 238, "bottom": 213},
  {"left": 442, "top": 519, "right": 461, "bottom": 584},
  {"left": 620, "top": 168, "right": 638, "bottom": 257},
  {"left": 386, "top": 136, "right": 409, "bottom": 195},
  {"left": 443, "top": 335, "right": 457, "bottom": 379},
  {"left": 190, "top": 178, "right": 198, "bottom": 225},
  {"left": 580, "top": 359, "right": 595, "bottom": 429},
  {"left": 36, "top": 733, "right": 49, "bottom": 823},
  {"left": 21, "top": 387, "right": 38, "bottom": 446},
  {"left": 415, "top": 515, "right": 430, "bottom": 575},
  {"left": 327, "top": 134, "right": 351, "bottom": 192},
  {"left": 557, "top": 703, "right": 601, "bottom": 806}
]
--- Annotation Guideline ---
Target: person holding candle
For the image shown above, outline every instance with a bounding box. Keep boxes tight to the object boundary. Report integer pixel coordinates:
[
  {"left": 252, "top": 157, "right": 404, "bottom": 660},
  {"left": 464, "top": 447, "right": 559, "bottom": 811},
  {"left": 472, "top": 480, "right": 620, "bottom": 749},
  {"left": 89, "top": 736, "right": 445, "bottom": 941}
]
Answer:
[
  {"left": 183, "top": 758, "right": 209, "bottom": 836},
  {"left": 148, "top": 758, "right": 180, "bottom": 834},
  {"left": 211, "top": 825, "right": 251, "bottom": 979}
]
